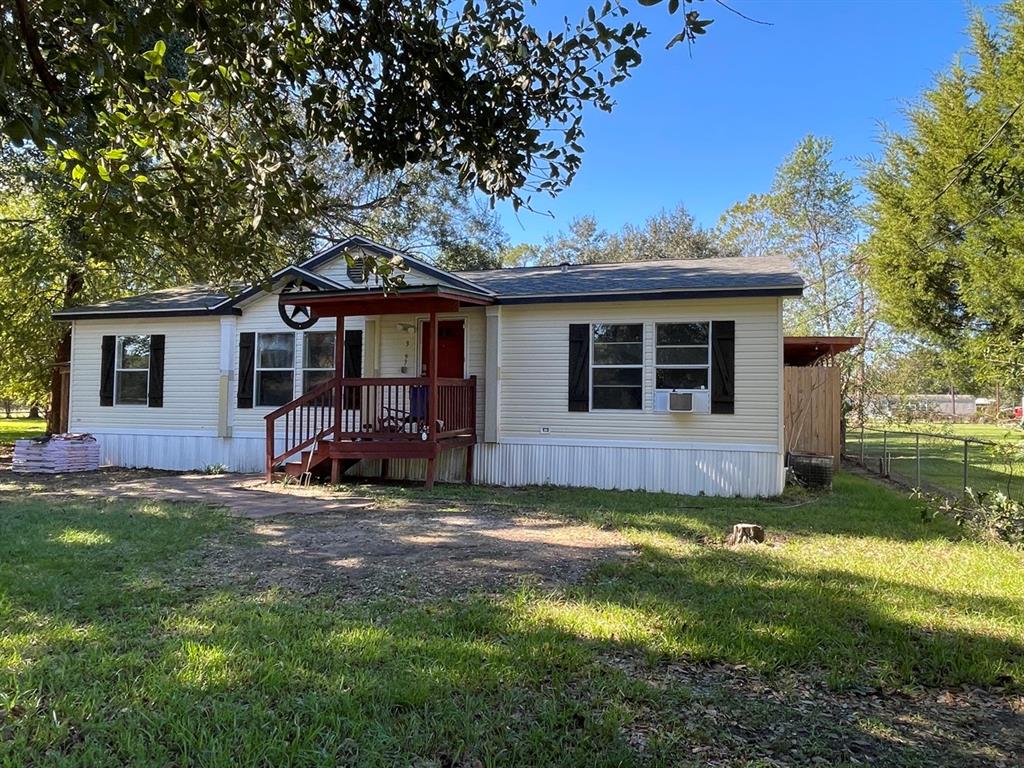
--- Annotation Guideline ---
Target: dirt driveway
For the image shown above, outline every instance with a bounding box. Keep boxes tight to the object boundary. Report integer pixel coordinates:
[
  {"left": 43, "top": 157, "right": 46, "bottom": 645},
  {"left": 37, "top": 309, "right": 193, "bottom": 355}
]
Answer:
[{"left": 1, "top": 468, "right": 631, "bottom": 599}]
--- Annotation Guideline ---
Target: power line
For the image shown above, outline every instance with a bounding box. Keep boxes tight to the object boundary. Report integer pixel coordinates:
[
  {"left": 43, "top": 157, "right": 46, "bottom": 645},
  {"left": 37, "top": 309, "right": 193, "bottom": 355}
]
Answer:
[
  {"left": 911, "top": 190, "right": 1024, "bottom": 257},
  {"left": 929, "top": 99, "right": 1024, "bottom": 207}
]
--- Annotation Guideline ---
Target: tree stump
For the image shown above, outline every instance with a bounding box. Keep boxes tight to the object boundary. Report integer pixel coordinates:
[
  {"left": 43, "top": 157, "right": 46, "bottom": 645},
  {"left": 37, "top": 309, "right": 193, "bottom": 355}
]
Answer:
[{"left": 726, "top": 523, "right": 765, "bottom": 546}]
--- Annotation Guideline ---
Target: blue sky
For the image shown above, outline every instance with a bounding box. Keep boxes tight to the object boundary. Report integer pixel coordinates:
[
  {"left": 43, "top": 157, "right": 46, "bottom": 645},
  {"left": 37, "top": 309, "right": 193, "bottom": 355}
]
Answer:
[{"left": 497, "top": 0, "right": 997, "bottom": 245}]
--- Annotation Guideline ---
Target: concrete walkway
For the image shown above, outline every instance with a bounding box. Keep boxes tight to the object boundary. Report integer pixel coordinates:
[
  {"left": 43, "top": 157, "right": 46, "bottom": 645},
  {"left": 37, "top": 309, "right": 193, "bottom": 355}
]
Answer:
[{"left": 30, "top": 473, "right": 375, "bottom": 520}]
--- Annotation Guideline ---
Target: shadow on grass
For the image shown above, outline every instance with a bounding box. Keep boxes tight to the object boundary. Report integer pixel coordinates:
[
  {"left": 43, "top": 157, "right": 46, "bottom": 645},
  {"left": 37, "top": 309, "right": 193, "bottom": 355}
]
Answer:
[
  {"left": 372, "top": 472, "right": 967, "bottom": 544},
  {"left": 1, "top": 481, "right": 1022, "bottom": 766}
]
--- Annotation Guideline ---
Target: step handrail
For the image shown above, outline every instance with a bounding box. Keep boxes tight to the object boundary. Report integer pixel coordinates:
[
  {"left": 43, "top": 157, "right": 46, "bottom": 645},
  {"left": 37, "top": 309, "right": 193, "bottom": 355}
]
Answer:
[
  {"left": 264, "top": 375, "right": 340, "bottom": 421},
  {"left": 264, "top": 376, "right": 341, "bottom": 481}
]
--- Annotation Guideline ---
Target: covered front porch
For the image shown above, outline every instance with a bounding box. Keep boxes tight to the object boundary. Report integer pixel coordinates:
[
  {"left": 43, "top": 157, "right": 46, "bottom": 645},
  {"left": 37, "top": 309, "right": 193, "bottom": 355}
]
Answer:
[{"left": 265, "top": 285, "right": 493, "bottom": 489}]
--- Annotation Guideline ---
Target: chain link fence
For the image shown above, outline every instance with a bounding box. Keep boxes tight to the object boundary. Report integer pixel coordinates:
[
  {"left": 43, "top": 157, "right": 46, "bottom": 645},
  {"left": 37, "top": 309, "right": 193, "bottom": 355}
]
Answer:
[{"left": 844, "top": 426, "right": 1024, "bottom": 501}]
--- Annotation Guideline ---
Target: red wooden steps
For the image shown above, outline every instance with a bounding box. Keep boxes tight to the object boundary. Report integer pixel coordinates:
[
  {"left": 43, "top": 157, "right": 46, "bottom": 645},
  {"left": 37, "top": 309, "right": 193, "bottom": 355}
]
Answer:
[{"left": 283, "top": 440, "right": 342, "bottom": 479}]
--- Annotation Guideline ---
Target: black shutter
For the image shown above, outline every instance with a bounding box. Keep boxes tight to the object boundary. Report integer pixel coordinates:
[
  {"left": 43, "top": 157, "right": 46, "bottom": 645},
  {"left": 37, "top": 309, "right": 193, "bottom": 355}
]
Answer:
[
  {"left": 343, "top": 329, "right": 363, "bottom": 409},
  {"left": 711, "top": 321, "right": 735, "bottom": 415},
  {"left": 100, "top": 335, "right": 115, "bottom": 406},
  {"left": 147, "top": 335, "right": 165, "bottom": 407},
  {"left": 568, "top": 324, "right": 590, "bottom": 412},
  {"left": 344, "top": 329, "right": 363, "bottom": 377},
  {"left": 237, "top": 332, "right": 255, "bottom": 409}
]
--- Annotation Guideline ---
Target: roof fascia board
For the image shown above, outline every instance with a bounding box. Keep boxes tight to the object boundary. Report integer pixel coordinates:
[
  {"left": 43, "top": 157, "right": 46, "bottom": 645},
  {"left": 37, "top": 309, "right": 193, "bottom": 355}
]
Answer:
[
  {"left": 281, "top": 284, "right": 494, "bottom": 305},
  {"left": 218, "top": 265, "right": 343, "bottom": 310},
  {"left": 493, "top": 286, "right": 805, "bottom": 305},
  {"left": 53, "top": 306, "right": 242, "bottom": 321}
]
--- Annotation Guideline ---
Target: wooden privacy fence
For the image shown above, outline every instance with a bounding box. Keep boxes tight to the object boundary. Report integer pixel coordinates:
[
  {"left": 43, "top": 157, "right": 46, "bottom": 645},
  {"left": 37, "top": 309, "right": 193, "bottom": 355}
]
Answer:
[{"left": 784, "top": 366, "right": 841, "bottom": 469}]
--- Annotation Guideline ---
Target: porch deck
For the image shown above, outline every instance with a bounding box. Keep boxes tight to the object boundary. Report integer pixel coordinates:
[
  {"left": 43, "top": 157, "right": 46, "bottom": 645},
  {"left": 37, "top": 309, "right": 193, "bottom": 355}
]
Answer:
[
  {"left": 270, "top": 282, "right": 490, "bottom": 489},
  {"left": 265, "top": 376, "right": 477, "bottom": 488}
]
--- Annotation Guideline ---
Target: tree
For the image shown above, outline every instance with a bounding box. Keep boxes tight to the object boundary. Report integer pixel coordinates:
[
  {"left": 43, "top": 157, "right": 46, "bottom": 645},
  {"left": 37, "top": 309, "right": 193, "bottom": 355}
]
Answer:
[
  {"left": 614, "top": 205, "right": 735, "bottom": 262},
  {"left": 1, "top": 0, "right": 721, "bottom": 423},
  {"left": 864, "top": 1, "right": 1024, "bottom": 389},
  {"left": 0, "top": 151, "right": 510, "bottom": 428},
  {"left": 718, "top": 135, "right": 873, "bottom": 419},
  {"left": 0, "top": 0, "right": 714, "bottom": 283},
  {"left": 533, "top": 205, "right": 735, "bottom": 265},
  {"left": 718, "top": 135, "right": 862, "bottom": 333},
  {"left": 716, "top": 193, "right": 784, "bottom": 259},
  {"left": 537, "top": 215, "right": 611, "bottom": 265},
  {"left": 348, "top": 167, "right": 509, "bottom": 272}
]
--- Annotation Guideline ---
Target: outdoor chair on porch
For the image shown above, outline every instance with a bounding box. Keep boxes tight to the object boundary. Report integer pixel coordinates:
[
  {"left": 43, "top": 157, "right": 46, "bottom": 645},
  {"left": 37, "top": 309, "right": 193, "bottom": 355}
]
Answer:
[{"left": 374, "top": 385, "right": 444, "bottom": 439}]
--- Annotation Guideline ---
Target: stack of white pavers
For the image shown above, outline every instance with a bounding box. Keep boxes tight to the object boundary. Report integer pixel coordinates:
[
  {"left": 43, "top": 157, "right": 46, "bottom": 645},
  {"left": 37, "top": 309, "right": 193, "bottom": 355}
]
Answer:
[{"left": 12, "top": 434, "right": 100, "bottom": 474}]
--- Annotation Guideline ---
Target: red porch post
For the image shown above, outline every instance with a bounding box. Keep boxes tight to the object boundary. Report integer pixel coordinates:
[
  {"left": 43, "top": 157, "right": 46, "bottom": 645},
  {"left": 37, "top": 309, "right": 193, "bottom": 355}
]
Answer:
[
  {"left": 425, "top": 310, "right": 439, "bottom": 490},
  {"left": 331, "top": 316, "right": 346, "bottom": 484},
  {"left": 466, "top": 374, "right": 477, "bottom": 484}
]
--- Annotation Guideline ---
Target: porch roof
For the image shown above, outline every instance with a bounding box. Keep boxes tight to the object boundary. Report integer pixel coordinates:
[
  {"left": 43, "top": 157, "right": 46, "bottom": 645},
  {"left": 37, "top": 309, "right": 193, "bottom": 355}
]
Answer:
[
  {"left": 280, "top": 284, "right": 494, "bottom": 317},
  {"left": 783, "top": 336, "right": 861, "bottom": 366}
]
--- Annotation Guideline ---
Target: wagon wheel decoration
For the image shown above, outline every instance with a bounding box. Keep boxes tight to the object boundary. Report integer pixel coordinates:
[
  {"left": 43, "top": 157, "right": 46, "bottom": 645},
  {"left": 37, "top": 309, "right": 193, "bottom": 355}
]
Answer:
[{"left": 278, "top": 280, "right": 319, "bottom": 330}]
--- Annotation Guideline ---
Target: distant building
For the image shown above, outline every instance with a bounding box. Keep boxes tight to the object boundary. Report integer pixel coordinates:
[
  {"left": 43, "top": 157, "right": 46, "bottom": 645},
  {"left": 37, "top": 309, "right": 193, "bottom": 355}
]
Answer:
[{"left": 870, "top": 393, "right": 977, "bottom": 419}]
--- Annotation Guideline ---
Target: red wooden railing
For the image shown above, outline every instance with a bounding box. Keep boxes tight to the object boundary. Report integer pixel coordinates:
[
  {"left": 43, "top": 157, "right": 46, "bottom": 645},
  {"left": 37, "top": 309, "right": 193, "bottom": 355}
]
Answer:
[
  {"left": 264, "top": 377, "right": 340, "bottom": 481},
  {"left": 265, "top": 376, "right": 477, "bottom": 480}
]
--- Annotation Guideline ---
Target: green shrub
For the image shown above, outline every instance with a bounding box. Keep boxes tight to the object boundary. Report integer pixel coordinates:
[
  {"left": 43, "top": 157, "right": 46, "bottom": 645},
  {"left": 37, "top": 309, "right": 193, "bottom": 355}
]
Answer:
[{"left": 921, "top": 487, "right": 1024, "bottom": 547}]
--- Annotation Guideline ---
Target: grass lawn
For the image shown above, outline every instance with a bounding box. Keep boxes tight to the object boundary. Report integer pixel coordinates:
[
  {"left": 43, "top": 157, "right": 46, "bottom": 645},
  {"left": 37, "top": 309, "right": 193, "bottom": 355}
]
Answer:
[
  {"left": 0, "top": 417, "right": 46, "bottom": 447},
  {"left": 851, "top": 422, "right": 1024, "bottom": 501},
  {"left": 869, "top": 421, "right": 1024, "bottom": 444},
  {"left": 1, "top": 474, "right": 1022, "bottom": 765}
]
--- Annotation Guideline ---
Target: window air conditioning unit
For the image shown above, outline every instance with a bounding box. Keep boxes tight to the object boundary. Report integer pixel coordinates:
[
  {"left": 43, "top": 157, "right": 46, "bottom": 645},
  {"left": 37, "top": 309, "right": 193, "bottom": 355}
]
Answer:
[
  {"left": 654, "top": 390, "right": 711, "bottom": 414},
  {"left": 669, "top": 391, "right": 694, "bottom": 412}
]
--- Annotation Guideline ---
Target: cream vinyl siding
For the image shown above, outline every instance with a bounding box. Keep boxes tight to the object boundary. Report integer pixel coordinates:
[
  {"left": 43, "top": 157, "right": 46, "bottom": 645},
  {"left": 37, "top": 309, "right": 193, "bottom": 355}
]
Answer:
[
  {"left": 69, "top": 316, "right": 222, "bottom": 432},
  {"left": 231, "top": 291, "right": 364, "bottom": 434},
  {"left": 369, "top": 307, "right": 486, "bottom": 432},
  {"left": 497, "top": 296, "right": 783, "bottom": 448}
]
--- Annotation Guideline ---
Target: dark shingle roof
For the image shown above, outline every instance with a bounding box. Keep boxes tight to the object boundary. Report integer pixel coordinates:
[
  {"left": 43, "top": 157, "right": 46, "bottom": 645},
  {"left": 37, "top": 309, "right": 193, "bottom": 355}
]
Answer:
[
  {"left": 53, "top": 285, "right": 236, "bottom": 319},
  {"left": 54, "top": 247, "right": 804, "bottom": 320},
  {"left": 456, "top": 255, "right": 804, "bottom": 302}
]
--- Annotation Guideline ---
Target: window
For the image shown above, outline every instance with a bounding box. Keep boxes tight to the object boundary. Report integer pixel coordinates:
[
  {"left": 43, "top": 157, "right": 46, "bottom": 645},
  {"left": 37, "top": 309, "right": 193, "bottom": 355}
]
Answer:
[
  {"left": 256, "top": 332, "right": 294, "bottom": 406},
  {"left": 303, "top": 331, "right": 335, "bottom": 392},
  {"left": 115, "top": 335, "right": 150, "bottom": 404},
  {"left": 656, "top": 322, "right": 710, "bottom": 391},
  {"left": 591, "top": 323, "right": 643, "bottom": 410}
]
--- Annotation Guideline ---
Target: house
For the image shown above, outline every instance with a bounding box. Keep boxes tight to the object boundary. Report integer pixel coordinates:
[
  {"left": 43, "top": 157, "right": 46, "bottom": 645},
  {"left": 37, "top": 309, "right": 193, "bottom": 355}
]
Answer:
[{"left": 53, "top": 236, "right": 805, "bottom": 496}]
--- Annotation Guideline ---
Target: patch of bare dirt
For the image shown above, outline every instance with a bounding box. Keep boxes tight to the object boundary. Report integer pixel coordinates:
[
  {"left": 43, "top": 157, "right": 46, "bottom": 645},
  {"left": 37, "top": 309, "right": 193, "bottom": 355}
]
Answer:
[
  {"left": 0, "top": 465, "right": 181, "bottom": 495},
  {"left": 193, "top": 507, "right": 632, "bottom": 600},
  {"left": 606, "top": 654, "right": 1023, "bottom": 767},
  {"left": 3, "top": 465, "right": 632, "bottom": 598}
]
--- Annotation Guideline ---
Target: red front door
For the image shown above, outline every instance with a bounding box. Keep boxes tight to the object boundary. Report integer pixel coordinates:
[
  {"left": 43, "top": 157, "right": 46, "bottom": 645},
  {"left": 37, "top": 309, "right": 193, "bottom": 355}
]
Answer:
[{"left": 421, "top": 320, "right": 465, "bottom": 378}]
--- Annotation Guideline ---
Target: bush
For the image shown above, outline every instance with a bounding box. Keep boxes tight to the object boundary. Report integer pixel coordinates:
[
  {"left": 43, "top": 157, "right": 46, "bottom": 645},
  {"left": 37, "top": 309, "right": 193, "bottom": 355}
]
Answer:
[{"left": 919, "top": 488, "right": 1024, "bottom": 547}]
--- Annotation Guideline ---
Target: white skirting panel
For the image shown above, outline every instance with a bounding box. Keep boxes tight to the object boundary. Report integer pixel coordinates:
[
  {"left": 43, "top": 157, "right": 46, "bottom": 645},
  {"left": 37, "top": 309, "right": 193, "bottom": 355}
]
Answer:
[
  {"left": 353, "top": 442, "right": 784, "bottom": 497},
  {"left": 92, "top": 431, "right": 784, "bottom": 497},
  {"left": 92, "top": 432, "right": 266, "bottom": 473}
]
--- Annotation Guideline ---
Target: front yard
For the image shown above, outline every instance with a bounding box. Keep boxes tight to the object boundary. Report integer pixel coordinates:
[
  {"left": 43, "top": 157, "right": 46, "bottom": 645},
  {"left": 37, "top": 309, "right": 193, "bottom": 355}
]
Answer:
[{"left": 0, "top": 472, "right": 1021, "bottom": 766}]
